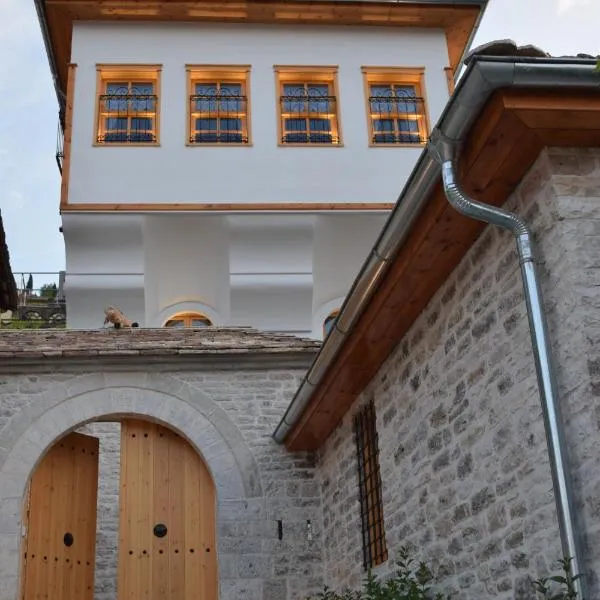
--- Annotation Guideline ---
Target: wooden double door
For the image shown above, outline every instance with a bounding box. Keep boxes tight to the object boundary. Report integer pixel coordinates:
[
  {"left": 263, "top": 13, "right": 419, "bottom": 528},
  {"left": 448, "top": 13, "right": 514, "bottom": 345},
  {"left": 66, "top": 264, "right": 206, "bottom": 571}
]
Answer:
[{"left": 21, "top": 420, "right": 217, "bottom": 600}]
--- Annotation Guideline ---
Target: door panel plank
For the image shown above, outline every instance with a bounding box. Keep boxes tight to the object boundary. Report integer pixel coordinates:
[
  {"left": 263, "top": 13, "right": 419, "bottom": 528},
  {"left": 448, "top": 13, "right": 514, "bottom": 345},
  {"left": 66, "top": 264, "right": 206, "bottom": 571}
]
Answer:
[
  {"left": 118, "top": 420, "right": 217, "bottom": 600},
  {"left": 22, "top": 432, "right": 99, "bottom": 600}
]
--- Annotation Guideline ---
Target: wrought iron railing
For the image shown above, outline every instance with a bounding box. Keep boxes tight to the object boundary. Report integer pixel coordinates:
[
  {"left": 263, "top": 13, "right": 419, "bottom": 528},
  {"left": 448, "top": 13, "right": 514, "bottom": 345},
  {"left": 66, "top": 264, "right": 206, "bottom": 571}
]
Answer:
[
  {"left": 279, "top": 89, "right": 340, "bottom": 145},
  {"left": 368, "top": 95, "right": 426, "bottom": 145},
  {"left": 188, "top": 92, "right": 249, "bottom": 144},
  {"left": 0, "top": 272, "right": 66, "bottom": 329},
  {"left": 97, "top": 90, "right": 158, "bottom": 144}
]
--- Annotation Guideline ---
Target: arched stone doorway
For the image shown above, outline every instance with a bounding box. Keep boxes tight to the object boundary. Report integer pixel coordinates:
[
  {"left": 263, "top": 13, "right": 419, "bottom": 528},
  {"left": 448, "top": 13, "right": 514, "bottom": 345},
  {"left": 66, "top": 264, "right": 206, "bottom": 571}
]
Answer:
[{"left": 0, "top": 375, "right": 262, "bottom": 600}]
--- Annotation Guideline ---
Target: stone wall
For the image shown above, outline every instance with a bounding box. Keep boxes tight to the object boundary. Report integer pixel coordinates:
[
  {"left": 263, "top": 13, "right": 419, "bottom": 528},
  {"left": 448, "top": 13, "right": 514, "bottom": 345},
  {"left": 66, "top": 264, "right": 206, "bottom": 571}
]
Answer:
[
  {"left": 317, "top": 148, "right": 600, "bottom": 598},
  {"left": 0, "top": 365, "right": 323, "bottom": 600}
]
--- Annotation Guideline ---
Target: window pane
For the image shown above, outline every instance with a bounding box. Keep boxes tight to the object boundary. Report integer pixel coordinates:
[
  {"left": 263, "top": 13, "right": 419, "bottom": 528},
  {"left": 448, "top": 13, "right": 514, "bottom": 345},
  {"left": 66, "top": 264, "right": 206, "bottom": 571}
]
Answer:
[
  {"left": 373, "top": 118, "right": 395, "bottom": 144},
  {"left": 284, "top": 118, "right": 307, "bottom": 132},
  {"left": 395, "top": 86, "right": 418, "bottom": 114},
  {"left": 282, "top": 84, "right": 306, "bottom": 113},
  {"left": 307, "top": 84, "right": 330, "bottom": 113},
  {"left": 195, "top": 118, "right": 218, "bottom": 131},
  {"left": 190, "top": 319, "right": 211, "bottom": 327},
  {"left": 220, "top": 83, "right": 241, "bottom": 96},
  {"left": 105, "top": 83, "right": 129, "bottom": 112},
  {"left": 129, "top": 117, "right": 154, "bottom": 142},
  {"left": 195, "top": 83, "right": 218, "bottom": 95},
  {"left": 221, "top": 118, "right": 241, "bottom": 131},
  {"left": 395, "top": 85, "right": 416, "bottom": 97},
  {"left": 283, "top": 118, "right": 306, "bottom": 142},
  {"left": 398, "top": 119, "right": 421, "bottom": 143},
  {"left": 165, "top": 319, "right": 184, "bottom": 328},
  {"left": 195, "top": 83, "right": 218, "bottom": 112},
  {"left": 128, "top": 82, "right": 154, "bottom": 111},
  {"left": 373, "top": 119, "right": 394, "bottom": 132},
  {"left": 370, "top": 85, "right": 394, "bottom": 114},
  {"left": 309, "top": 118, "right": 332, "bottom": 143},
  {"left": 194, "top": 118, "right": 218, "bottom": 142},
  {"left": 103, "top": 117, "right": 128, "bottom": 143}
]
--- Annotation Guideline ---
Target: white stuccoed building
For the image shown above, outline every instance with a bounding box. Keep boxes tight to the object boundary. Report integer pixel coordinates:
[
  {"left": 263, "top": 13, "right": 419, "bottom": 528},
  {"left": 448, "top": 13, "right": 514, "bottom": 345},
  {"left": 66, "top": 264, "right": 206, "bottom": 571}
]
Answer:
[{"left": 43, "top": 0, "right": 485, "bottom": 334}]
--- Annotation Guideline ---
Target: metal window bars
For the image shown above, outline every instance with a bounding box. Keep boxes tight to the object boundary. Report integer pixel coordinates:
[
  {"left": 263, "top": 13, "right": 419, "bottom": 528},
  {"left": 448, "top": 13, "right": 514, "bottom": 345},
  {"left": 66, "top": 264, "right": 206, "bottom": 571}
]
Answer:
[
  {"left": 280, "top": 85, "right": 339, "bottom": 144},
  {"left": 369, "top": 88, "right": 426, "bottom": 145},
  {"left": 353, "top": 400, "right": 388, "bottom": 570},
  {"left": 189, "top": 85, "right": 248, "bottom": 144},
  {"left": 97, "top": 85, "right": 158, "bottom": 144}
]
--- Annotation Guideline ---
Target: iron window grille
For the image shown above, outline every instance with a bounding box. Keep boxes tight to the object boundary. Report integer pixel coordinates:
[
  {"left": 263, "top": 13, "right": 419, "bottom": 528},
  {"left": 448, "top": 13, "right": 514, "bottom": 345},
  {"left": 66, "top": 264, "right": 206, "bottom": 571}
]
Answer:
[
  {"left": 354, "top": 400, "right": 388, "bottom": 570},
  {"left": 189, "top": 82, "right": 248, "bottom": 144},
  {"left": 280, "top": 84, "right": 340, "bottom": 145},
  {"left": 97, "top": 83, "right": 157, "bottom": 144},
  {"left": 368, "top": 85, "right": 426, "bottom": 145}
]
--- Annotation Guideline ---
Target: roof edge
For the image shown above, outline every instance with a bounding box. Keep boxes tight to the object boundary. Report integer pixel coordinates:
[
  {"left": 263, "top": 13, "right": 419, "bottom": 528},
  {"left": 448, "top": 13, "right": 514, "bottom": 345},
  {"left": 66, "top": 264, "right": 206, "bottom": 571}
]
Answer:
[
  {"left": 35, "top": 0, "right": 487, "bottom": 102},
  {"left": 273, "top": 54, "right": 600, "bottom": 445}
]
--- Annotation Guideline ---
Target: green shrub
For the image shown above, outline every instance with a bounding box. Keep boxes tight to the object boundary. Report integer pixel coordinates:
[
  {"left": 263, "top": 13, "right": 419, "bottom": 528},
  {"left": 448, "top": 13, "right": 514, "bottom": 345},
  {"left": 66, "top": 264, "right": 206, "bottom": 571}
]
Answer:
[{"left": 307, "top": 547, "right": 581, "bottom": 600}]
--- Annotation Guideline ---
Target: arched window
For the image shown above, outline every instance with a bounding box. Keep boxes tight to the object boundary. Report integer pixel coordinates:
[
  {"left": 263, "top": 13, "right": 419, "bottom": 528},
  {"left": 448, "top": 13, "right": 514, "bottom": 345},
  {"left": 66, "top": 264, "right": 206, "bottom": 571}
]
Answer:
[
  {"left": 164, "top": 312, "right": 212, "bottom": 328},
  {"left": 323, "top": 310, "right": 339, "bottom": 337}
]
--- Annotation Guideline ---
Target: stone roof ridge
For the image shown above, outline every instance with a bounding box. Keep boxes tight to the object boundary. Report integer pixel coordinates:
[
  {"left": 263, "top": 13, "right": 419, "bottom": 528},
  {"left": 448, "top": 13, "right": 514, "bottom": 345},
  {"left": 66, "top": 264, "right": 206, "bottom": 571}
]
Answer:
[{"left": 0, "top": 326, "right": 321, "bottom": 361}]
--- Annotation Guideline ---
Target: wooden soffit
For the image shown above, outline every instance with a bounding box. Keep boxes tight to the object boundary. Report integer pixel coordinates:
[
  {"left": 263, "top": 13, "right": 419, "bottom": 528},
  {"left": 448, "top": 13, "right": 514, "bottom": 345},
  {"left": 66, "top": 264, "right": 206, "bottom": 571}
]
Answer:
[
  {"left": 43, "top": 0, "right": 481, "bottom": 92},
  {"left": 286, "top": 86, "right": 600, "bottom": 451}
]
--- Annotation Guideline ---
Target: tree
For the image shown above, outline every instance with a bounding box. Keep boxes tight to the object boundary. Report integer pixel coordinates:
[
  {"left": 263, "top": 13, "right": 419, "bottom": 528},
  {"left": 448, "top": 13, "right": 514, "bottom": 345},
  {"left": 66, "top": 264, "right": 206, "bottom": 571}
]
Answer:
[
  {"left": 40, "top": 283, "right": 57, "bottom": 299},
  {"left": 26, "top": 274, "right": 33, "bottom": 291}
]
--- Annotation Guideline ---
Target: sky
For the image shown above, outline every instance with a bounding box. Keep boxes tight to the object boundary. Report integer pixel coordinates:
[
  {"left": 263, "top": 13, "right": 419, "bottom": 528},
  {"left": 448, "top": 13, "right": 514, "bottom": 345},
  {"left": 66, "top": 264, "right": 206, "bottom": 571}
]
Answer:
[{"left": 0, "top": 0, "right": 599, "bottom": 285}]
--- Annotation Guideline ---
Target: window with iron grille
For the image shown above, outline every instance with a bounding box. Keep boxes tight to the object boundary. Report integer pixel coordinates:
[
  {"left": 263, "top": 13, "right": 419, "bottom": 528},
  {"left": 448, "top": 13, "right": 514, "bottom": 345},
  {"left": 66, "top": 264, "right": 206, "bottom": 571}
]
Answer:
[
  {"left": 275, "top": 66, "right": 341, "bottom": 146},
  {"left": 187, "top": 66, "right": 251, "bottom": 145},
  {"left": 95, "top": 65, "right": 161, "bottom": 145},
  {"left": 362, "top": 67, "right": 428, "bottom": 146},
  {"left": 354, "top": 400, "right": 387, "bottom": 569}
]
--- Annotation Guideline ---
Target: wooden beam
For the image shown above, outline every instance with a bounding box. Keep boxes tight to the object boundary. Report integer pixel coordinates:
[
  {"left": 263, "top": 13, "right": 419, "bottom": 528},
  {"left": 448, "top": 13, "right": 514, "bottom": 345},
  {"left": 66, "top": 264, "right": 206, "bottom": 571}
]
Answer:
[{"left": 59, "top": 63, "right": 77, "bottom": 211}]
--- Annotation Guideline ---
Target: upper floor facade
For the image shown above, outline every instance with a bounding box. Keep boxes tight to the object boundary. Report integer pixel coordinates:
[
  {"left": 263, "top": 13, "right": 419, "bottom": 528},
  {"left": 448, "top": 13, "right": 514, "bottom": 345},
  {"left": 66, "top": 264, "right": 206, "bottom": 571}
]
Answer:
[{"left": 39, "top": 0, "right": 487, "bottom": 212}]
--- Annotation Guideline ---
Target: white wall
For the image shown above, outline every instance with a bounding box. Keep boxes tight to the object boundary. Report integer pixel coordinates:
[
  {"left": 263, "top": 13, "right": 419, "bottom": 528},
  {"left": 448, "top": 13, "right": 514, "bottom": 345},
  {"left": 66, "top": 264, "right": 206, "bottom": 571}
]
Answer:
[
  {"left": 311, "top": 214, "right": 386, "bottom": 336},
  {"left": 143, "top": 215, "right": 230, "bottom": 326},
  {"left": 62, "top": 214, "right": 145, "bottom": 328},
  {"left": 69, "top": 22, "right": 450, "bottom": 206}
]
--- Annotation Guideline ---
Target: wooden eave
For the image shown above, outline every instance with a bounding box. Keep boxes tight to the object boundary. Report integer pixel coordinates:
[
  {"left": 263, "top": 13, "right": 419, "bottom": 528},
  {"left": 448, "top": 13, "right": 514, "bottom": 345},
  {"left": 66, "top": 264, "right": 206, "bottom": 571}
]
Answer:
[
  {"left": 285, "top": 86, "right": 600, "bottom": 451},
  {"left": 42, "top": 0, "right": 482, "bottom": 93}
]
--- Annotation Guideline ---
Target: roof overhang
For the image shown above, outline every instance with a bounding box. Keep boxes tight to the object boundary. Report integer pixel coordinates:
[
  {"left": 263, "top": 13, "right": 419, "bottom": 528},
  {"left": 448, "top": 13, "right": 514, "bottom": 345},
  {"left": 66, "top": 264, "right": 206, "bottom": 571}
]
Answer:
[
  {"left": 0, "top": 211, "right": 18, "bottom": 312},
  {"left": 35, "top": 0, "right": 487, "bottom": 104},
  {"left": 276, "top": 54, "right": 600, "bottom": 451}
]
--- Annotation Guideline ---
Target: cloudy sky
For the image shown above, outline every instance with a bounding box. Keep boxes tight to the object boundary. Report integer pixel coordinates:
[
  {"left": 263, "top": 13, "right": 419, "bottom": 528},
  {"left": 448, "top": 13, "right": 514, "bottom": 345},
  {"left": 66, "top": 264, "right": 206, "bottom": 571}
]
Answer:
[{"left": 0, "top": 0, "right": 598, "bottom": 283}]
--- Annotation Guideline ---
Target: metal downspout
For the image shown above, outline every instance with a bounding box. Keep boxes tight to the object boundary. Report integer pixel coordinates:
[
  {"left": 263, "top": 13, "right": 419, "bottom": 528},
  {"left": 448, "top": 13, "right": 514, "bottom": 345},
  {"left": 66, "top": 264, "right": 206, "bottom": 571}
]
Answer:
[{"left": 438, "top": 158, "right": 587, "bottom": 599}]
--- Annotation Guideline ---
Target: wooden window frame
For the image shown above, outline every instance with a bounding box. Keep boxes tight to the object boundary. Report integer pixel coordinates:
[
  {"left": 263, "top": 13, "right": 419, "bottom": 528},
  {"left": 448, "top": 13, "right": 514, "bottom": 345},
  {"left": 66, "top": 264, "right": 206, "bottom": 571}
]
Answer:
[
  {"left": 186, "top": 65, "right": 252, "bottom": 147},
  {"left": 163, "top": 311, "right": 213, "bottom": 328},
  {"left": 274, "top": 65, "right": 343, "bottom": 147},
  {"left": 354, "top": 400, "right": 388, "bottom": 570},
  {"left": 361, "top": 66, "right": 429, "bottom": 148},
  {"left": 94, "top": 64, "right": 162, "bottom": 147}
]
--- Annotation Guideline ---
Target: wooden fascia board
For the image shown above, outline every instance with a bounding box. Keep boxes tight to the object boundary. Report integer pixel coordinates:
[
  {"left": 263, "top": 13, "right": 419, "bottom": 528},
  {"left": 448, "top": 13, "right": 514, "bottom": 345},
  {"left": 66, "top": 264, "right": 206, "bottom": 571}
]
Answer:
[
  {"left": 286, "top": 87, "right": 600, "bottom": 452},
  {"left": 43, "top": 1, "right": 481, "bottom": 92}
]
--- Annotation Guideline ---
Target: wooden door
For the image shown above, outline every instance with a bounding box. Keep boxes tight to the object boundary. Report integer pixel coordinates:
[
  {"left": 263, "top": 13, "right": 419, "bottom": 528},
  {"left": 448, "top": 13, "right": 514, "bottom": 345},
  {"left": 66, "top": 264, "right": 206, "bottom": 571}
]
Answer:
[
  {"left": 21, "top": 432, "right": 99, "bottom": 600},
  {"left": 118, "top": 420, "right": 217, "bottom": 600}
]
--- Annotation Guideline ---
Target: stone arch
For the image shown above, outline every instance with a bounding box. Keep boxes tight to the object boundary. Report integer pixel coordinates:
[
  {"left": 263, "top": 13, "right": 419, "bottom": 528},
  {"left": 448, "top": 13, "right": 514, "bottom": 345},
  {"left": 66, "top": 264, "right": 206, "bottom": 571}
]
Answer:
[{"left": 0, "top": 372, "right": 263, "bottom": 598}]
